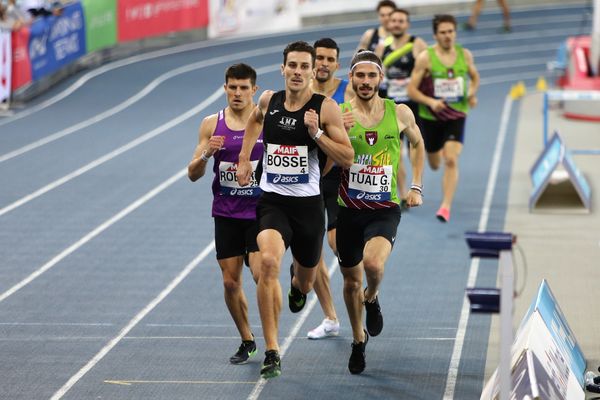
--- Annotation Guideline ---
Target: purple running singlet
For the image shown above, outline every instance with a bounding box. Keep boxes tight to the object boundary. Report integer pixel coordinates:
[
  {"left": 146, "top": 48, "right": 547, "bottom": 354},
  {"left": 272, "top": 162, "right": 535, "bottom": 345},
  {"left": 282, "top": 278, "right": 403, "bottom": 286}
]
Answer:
[{"left": 211, "top": 109, "right": 263, "bottom": 220}]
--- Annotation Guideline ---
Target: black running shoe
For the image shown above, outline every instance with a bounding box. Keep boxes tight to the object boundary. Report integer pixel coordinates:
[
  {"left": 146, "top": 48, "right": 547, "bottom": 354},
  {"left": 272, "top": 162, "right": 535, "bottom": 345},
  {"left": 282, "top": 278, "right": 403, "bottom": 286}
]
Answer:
[
  {"left": 260, "top": 350, "right": 281, "bottom": 379},
  {"left": 229, "top": 337, "right": 257, "bottom": 364},
  {"left": 348, "top": 329, "right": 369, "bottom": 374},
  {"left": 364, "top": 288, "right": 383, "bottom": 336},
  {"left": 288, "top": 263, "right": 306, "bottom": 313}
]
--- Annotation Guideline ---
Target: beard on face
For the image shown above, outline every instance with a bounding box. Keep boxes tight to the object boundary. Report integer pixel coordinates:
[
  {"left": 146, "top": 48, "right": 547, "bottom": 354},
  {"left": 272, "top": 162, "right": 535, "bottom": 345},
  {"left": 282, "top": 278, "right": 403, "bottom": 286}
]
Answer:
[
  {"left": 315, "top": 70, "right": 331, "bottom": 83},
  {"left": 391, "top": 29, "right": 405, "bottom": 39},
  {"left": 352, "top": 82, "right": 378, "bottom": 100}
]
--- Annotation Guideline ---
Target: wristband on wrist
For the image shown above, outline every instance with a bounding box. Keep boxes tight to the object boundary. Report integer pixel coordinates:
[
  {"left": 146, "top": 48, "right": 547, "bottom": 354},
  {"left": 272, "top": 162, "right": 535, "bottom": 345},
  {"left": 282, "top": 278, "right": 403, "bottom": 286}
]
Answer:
[
  {"left": 200, "top": 150, "right": 210, "bottom": 162},
  {"left": 313, "top": 129, "right": 323, "bottom": 141},
  {"left": 410, "top": 184, "right": 423, "bottom": 195}
]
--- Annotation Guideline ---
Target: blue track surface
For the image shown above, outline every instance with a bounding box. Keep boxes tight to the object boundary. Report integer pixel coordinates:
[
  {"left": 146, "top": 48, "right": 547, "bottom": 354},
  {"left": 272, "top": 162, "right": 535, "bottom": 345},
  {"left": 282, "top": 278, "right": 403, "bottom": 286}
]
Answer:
[{"left": 0, "top": 3, "right": 592, "bottom": 399}]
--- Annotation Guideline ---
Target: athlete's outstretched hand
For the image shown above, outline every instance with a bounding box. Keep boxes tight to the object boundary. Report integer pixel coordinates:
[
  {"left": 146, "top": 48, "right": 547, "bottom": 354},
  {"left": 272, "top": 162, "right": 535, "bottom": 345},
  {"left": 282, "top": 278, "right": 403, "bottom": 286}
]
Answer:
[
  {"left": 405, "top": 190, "right": 423, "bottom": 208},
  {"left": 304, "top": 108, "right": 320, "bottom": 137},
  {"left": 236, "top": 160, "right": 252, "bottom": 187},
  {"left": 342, "top": 109, "right": 354, "bottom": 132}
]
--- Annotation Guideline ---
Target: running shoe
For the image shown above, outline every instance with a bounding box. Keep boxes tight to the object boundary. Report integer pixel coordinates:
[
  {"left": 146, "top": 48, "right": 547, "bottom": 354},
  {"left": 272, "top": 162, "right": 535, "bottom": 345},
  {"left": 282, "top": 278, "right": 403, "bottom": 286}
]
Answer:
[
  {"left": 288, "top": 263, "right": 306, "bottom": 313},
  {"left": 436, "top": 207, "right": 450, "bottom": 223},
  {"left": 307, "top": 318, "right": 340, "bottom": 339},
  {"left": 260, "top": 350, "right": 281, "bottom": 379},
  {"left": 229, "top": 336, "right": 257, "bottom": 364},
  {"left": 348, "top": 329, "right": 369, "bottom": 374},
  {"left": 364, "top": 288, "right": 383, "bottom": 337}
]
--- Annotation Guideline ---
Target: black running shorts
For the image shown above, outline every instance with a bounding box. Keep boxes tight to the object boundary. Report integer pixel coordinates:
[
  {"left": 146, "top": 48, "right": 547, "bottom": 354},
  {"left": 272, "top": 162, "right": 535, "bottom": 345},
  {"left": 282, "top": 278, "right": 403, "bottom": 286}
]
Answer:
[
  {"left": 214, "top": 216, "right": 259, "bottom": 260},
  {"left": 257, "top": 192, "right": 325, "bottom": 268},
  {"left": 336, "top": 206, "right": 401, "bottom": 268},
  {"left": 420, "top": 117, "right": 466, "bottom": 153}
]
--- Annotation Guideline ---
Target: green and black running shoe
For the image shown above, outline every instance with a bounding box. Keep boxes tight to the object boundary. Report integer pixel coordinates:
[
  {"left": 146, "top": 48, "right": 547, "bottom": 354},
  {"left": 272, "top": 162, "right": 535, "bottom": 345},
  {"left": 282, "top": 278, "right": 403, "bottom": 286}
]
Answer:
[
  {"left": 288, "top": 263, "right": 306, "bottom": 313},
  {"left": 229, "top": 336, "right": 257, "bottom": 364},
  {"left": 260, "top": 350, "right": 281, "bottom": 379}
]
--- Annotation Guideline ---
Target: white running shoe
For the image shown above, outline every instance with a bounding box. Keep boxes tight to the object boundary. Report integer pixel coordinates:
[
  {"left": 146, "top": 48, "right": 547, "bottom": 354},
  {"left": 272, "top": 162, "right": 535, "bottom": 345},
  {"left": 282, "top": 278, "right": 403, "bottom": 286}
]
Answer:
[{"left": 307, "top": 318, "right": 340, "bottom": 339}]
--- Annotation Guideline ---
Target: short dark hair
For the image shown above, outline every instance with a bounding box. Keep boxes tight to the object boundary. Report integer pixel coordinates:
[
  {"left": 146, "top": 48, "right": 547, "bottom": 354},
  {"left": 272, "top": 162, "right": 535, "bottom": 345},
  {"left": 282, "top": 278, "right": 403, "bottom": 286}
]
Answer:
[
  {"left": 313, "top": 38, "right": 340, "bottom": 58},
  {"left": 225, "top": 63, "right": 257, "bottom": 86},
  {"left": 392, "top": 8, "right": 410, "bottom": 21},
  {"left": 350, "top": 49, "right": 383, "bottom": 72},
  {"left": 283, "top": 41, "right": 316, "bottom": 67},
  {"left": 432, "top": 14, "right": 457, "bottom": 34},
  {"left": 376, "top": 0, "right": 396, "bottom": 11}
]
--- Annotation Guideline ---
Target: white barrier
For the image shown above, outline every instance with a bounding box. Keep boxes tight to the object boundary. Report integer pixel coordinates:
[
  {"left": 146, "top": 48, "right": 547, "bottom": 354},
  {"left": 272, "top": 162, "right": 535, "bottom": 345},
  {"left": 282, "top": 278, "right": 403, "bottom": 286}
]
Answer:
[
  {"left": 298, "top": 0, "right": 466, "bottom": 17},
  {"left": 0, "top": 29, "right": 12, "bottom": 108},
  {"left": 543, "top": 90, "right": 600, "bottom": 154},
  {"left": 208, "top": 0, "right": 300, "bottom": 38}
]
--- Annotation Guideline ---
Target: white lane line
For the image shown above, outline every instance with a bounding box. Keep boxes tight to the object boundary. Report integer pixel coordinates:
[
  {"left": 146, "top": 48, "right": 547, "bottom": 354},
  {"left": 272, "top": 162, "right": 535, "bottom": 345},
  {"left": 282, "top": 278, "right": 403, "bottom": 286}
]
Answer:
[
  {"left": 0, "top": 47, "right": 539, "bottom": 168},
  {"left": 0, "top": 1, "right": 584, "bottom": 127},
  {"left": 0, "top": 46, "right": 284, "bottom": 164},
  {"left": 49, "top": 242, "right": 215, "bottom": 400},
  {"left": 0, "top": 96, "right": 216, "bottom": 217},
  {"left": 247, "top": 256, "right": 339, "bottom": 400},
  {"left": 481, "top": 71, "right": 546, "bottom": 85},
  {"left": 477, "top": 57, "right": 548, "bottom": 72},
  {"left": 474, "top": 42, "right": 558, "bottom": 57},
  {"left": 0, "top": 322, "right": 113, "bottom": 326},
  {"left": 0, "top": 64, "right": 280, "bottom": 218},
  {"left": 145, "top": 323, "right": 263, "bottom": 328},
  {"left": 0, "top": 337, "right": 107, "bottom": 341},
  {"left": 0, "top": 33, "right": 296, "bottom": 128},
  {"left": 0, "top": 8, "right": 583, "bottom": 128},
  {"left": 0, "top": 169, "right": 186, "bottom": 304},
  {"left": 443, "top": 95, "right": 513, "bottom": 400},
  {"left": 121, "top": 336, "right": 454, "bottom": 341}
]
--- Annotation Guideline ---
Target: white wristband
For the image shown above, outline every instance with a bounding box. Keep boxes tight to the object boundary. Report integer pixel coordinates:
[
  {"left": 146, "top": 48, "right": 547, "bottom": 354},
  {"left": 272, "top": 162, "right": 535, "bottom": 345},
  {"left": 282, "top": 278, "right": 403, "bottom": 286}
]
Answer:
[
  {"left": 200, "top": 150, "right": 210, "bottom": 162},
  {"left": 313, "top": 129, "right": 323, "bottom": 141}
]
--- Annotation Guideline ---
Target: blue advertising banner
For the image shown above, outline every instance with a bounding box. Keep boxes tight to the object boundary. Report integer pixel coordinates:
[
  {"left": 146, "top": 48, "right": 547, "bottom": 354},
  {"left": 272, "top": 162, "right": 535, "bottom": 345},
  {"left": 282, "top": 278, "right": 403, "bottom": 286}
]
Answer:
[
  {"left": 518, "top": 280, "right": 587, "bottom": 388},
  {"left": 28, "top": 2, "right": 87, "bottom": 81}
]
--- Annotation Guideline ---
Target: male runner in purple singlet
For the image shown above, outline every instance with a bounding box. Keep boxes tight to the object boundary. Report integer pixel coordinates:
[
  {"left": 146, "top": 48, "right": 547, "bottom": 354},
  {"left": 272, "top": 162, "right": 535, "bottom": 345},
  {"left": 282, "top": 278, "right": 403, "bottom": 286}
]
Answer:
[{"left": 188, "top": 63, "right": 263, "bottom": 365}]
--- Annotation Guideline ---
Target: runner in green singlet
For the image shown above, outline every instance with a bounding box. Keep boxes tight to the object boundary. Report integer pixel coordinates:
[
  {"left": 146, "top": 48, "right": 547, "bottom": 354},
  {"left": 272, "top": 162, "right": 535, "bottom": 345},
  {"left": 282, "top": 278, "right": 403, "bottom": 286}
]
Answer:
[
  {"left": 337, "top": 50, "right": 425, "bottom": 375},
  {"left": 408, "top": 14, "right": 480, "bottom": 223}
]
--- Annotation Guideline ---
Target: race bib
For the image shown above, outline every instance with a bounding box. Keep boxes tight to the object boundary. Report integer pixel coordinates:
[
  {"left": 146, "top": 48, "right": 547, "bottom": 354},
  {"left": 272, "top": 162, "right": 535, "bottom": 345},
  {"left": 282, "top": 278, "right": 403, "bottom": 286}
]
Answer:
[
  {"left": 265, "top": 144, "right": 309, "bottom": 185},
  {"left": 388, "top": 78, "right": 410, "bottom": 102},
  {"left": 433, "top": 77, "right": 464, "bottom": 102},
  {"left": 347, "top": 163, "right": 392, "bottom": 202},
  {"left": 219, "top": 160, "right": 261, "bottom": 197}
]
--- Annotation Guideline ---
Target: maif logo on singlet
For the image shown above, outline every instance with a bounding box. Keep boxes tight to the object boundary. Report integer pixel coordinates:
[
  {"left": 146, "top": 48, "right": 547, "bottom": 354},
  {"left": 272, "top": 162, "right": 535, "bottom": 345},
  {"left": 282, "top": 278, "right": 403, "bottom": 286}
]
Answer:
[
  {"left": 266, "top": 144, "right": 309, "bottom": 184},
  {"left": 219, "top": 161, "right": 261, "bottom": 197},
  {"left": 348, "top": 164, "right": 392, "bottom": 201},
  {"left": 365, "top": 131, "right": 378, "bottom": 146}
]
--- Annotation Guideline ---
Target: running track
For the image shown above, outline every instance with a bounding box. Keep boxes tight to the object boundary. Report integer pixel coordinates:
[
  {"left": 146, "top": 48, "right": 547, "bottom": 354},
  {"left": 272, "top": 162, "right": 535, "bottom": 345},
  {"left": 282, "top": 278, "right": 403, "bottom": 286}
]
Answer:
[{"left": 0, "top": 3, "right": 592, "bottom": 399}]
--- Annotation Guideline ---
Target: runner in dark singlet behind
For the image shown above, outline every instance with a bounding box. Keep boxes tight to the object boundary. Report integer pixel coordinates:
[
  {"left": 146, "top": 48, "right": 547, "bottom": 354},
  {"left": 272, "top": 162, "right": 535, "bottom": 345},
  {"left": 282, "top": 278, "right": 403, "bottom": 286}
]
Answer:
[
  {"left": 375, "top": 9, "right": 427, "bottom": 208},
  {"left": 357, "top": 0, "right": 396, "bottom": 52}
]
